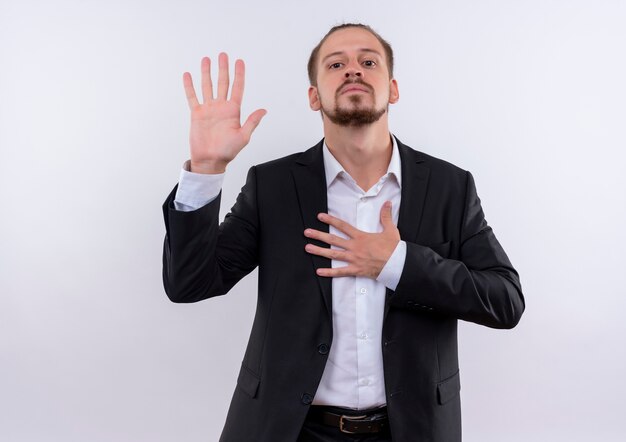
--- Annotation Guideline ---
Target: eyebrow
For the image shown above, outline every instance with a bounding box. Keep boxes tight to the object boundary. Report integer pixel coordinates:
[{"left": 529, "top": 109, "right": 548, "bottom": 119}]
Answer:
[{"left": 321, "top": 48, "right": 382, "bottom": 64}]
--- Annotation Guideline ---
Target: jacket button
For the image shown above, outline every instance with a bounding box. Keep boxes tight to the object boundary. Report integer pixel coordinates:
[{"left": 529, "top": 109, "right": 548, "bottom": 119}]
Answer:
[
  {"left": 301, "top": 393, "right": 313, "bottom": 405},
  {"left": 317, "top": 343, "right": 329, "bottom": 355}
]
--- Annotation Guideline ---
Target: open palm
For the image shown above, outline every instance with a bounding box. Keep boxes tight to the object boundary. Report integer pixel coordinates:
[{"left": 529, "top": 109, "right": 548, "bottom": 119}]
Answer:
[{"left": 183, "top": 53, "right": 266, "bottom": 173}]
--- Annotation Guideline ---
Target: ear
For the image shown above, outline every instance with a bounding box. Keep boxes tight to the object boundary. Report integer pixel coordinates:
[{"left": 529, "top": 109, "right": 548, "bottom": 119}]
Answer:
[
  {"left": 308, "top": 86, "right": 321, "bottom": 111},
  {"left": 388, "top": 79, "right": 399, "bottom": 104}
]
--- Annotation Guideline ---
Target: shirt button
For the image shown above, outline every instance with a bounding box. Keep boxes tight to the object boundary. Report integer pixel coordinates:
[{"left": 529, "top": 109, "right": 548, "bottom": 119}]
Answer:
[
  {"left": 317, "top": 343, "right": 329, "bottom": 355},
  {"left": 359, "top": 332, "right": 368, "bottom": 340},
  {"left": 359, "top": 288, "right": 367, "bottom": 294},
  {"left": 359, "top": 379, "right": 370, "bottom": 386}
]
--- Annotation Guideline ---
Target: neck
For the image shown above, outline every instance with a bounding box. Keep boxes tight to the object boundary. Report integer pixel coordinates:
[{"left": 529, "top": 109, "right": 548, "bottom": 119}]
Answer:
[{"left": 323, "top": 117, "right": 393, "bottom": 191}]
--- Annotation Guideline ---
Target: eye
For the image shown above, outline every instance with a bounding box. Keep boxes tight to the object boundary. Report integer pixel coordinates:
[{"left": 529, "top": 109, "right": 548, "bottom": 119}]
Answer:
[
  {"left": 329, "top": 62, "right": 343, "bottom": 69},
  {"left": 363, "top": 60, "right": 377, "bottom": 67}
]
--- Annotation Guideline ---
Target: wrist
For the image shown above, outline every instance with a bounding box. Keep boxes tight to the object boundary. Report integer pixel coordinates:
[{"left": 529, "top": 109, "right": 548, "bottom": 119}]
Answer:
[{"left": 190, "top": 159, "right": 228, "bottom": 174}]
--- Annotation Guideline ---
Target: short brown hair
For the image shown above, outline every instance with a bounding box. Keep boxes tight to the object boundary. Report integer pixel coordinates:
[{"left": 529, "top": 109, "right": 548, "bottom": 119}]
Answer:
[{"left": 307, "top": 23, "right": 394, "bottom": 86}]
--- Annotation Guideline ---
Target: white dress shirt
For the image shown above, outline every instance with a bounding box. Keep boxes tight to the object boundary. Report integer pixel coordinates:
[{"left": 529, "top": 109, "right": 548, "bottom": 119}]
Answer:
[{"left": 173, "top": 136, "right": 407, "bottom": 410}]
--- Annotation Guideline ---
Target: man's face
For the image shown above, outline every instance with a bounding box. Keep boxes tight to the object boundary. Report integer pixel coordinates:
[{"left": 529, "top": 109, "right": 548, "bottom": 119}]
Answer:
[{"left": 308, "top": 27, "right": 399, "bottom": 127}]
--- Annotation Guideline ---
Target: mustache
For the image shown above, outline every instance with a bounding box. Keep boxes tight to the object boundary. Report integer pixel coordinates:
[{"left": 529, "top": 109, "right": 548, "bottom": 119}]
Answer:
[{"left": 337, "top": 79, "right": 374, "bottom": 94}]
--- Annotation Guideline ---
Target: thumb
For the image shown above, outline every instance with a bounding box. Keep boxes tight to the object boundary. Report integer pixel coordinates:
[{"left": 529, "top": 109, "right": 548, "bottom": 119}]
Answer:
[
  {"left": 380, "top": 200, "right": 393, "bottom": 229},
  {"left": 241, "top": 108, "right": 267, "bottom": 140}
]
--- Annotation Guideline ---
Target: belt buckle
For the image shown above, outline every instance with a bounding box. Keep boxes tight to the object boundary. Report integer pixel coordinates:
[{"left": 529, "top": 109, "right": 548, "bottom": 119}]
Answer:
[{"left": 339, "top": 414, "right": 367, "bottom": 434}]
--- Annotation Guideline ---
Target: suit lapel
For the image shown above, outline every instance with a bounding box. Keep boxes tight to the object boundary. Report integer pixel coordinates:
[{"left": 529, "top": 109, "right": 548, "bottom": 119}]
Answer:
[
  {"left": 396, "top": 137, "right": 430, "bottom": 244},
  {"left": 385, "top": 137, "right": 431, "bottom": 320},
  {"left": 292, "top": 140, "right": 333, "bottom": 318}
]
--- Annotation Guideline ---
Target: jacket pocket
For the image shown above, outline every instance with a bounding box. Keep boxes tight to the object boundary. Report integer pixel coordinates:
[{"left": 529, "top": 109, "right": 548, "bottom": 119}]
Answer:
[
  {"left": 437, "top": 370, "right": 460, "bottom": 405},
  {"left": 237, "top": 364, "right": 260, "bottom": 398}
]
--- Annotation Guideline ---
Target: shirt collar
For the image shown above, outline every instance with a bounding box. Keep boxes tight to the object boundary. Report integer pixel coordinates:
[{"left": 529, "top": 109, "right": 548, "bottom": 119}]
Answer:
[{"left": 322, "top": 134, "right": 402, "bottom": 189}]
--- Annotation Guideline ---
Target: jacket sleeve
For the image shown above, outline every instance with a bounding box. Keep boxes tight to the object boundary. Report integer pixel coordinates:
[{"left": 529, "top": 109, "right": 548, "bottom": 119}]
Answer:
[
  {"left": 389, "top": 171, "right": 525, "bottom": 329},
  {"left": 162, "top": 166, "right": 260, "bottom": 303}
]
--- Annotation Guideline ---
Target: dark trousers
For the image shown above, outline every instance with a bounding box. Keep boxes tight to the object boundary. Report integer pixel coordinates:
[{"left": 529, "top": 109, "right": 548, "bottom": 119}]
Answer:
[{"left": 296, "top": 406, "right": 392, "bottom": 442}]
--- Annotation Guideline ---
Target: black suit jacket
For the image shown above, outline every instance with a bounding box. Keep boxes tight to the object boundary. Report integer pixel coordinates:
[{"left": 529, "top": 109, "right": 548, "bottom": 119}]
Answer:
[{"left": 162, "top": 137, "right": 524, "bottom": 442}]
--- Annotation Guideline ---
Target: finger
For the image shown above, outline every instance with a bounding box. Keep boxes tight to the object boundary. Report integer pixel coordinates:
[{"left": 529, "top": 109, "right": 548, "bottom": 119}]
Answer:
[
  {"left": 317, "top": 213, "right": 360, "bottom": 238},
  {"left": 201, "top": 56, "right": 213, "bottom": 102},
  {"left": 182, "top": 72, "right": 199, "bottom": 110},
  {"left": 316, "top": 265, "right": 359, "bottom": 278},
  {"left": 217, "top": 52, "right": 230, "bottom": 100},
  {"left": 380, "top": 200, "right": 394, "bottom": 229},
  {"left": 305, "top": 244, "right": 348, "bottom": 262},
  {"left": 230, "top": 59, "right": 245, "bottom": 105},
  {"left": 241, "top": 108, "right": 267, "bottom": 141},
  {"left": 304, "top": 228, "right": 349, "bottom": 249}
]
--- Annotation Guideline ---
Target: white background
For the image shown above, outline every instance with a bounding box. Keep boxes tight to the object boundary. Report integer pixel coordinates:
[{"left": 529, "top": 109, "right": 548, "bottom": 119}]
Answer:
[{"left": 1, "top": 1, "right": 625, "bottom": 441}]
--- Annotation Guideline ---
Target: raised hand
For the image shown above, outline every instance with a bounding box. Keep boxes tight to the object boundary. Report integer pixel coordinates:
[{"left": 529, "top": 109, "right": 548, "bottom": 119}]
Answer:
[
  {"left": 183, "top": 53, "right": 267, "bottom": 174},
  {"left": 304, "top": 201, "right": 401, "bottom": 279}
]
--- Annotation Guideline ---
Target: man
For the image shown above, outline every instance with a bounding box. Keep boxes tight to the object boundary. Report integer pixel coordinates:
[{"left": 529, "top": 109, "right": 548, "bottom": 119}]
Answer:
[{"left": 162, "top": 23, "right": 524, "bottom": 442}]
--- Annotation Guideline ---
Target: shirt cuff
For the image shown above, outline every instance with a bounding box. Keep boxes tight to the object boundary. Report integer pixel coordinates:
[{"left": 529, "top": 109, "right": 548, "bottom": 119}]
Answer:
[
  {"left": 376, "top": 240, "right": 407, "bottom": 291},
  {"left": 173, "top": 160, "right": 224, "bottom": 212}
]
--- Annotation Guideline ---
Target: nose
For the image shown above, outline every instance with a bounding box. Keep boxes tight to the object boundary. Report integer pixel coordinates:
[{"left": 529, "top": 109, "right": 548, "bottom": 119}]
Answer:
[{"left": 344, "top": 63, "right": 362, "bottom": 78}]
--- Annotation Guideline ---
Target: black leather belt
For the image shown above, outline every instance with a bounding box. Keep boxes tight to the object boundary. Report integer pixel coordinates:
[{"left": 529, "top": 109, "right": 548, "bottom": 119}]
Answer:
[{"left": 307, "top": 406, "right": 389, "bottom": 434}]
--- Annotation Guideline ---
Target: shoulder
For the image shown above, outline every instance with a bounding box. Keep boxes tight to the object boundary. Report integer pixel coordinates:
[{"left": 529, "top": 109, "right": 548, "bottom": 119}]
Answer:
[
  {"left": 394, "top": 137, "right": 476, "bottom": 202},
  {"left": 396, "top": 137, "right": 465, "bottom": 173},
  {"left": 253, "top": 139, "right": 324, "bottom": 173},
  {"left": 395, "top": 136, "right": 469, "bottom": 178}
]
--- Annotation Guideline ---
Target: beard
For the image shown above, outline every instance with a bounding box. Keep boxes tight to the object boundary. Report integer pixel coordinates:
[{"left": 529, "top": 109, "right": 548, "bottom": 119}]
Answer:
[{"left": 320, "top": 81, "right": 387, "bottom": 127}]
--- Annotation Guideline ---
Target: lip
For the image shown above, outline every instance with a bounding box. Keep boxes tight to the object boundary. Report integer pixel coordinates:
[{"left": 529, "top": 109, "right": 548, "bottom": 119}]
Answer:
[{"left": 340, "top": 85, "right": 369, "bottom": 94}]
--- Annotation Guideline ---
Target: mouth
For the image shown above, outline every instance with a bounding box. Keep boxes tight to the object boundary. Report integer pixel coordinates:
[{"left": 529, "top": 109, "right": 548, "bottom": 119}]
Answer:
[
  {"left": 341, "top": 86, "right": 368, "bottom": 95},
  {"left": 339, "top": 82, "right": 371, "bottom": 95}
]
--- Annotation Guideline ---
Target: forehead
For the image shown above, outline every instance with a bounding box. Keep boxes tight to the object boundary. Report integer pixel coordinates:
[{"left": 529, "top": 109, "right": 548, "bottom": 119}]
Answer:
[{"left": 318, "top": 27, "right": 385, "bottom": 60}]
